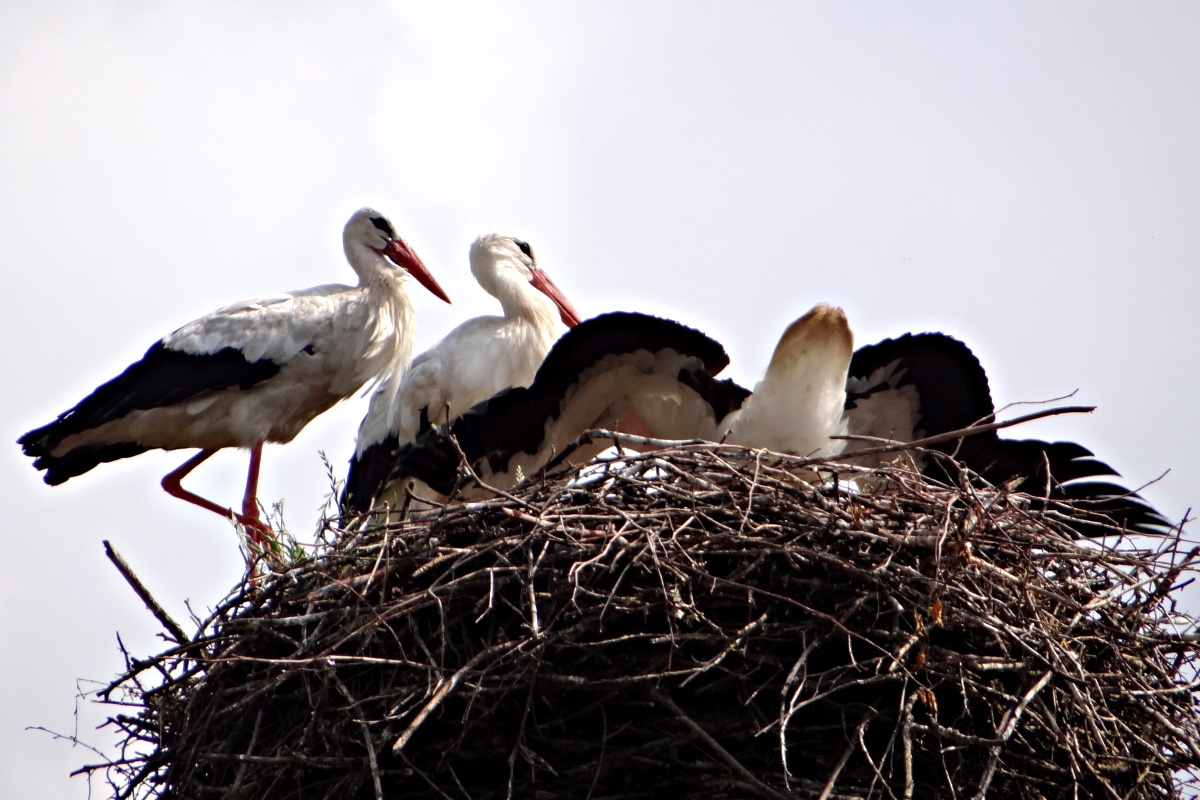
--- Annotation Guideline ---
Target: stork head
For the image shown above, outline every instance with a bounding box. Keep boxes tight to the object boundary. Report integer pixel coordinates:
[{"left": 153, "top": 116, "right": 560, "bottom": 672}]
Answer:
[
  {"left": 343, "top": 208, "right": 451, "bottom": 303},
  {"left": 470, "top": 233, "right": 582, "bottom": 327}
]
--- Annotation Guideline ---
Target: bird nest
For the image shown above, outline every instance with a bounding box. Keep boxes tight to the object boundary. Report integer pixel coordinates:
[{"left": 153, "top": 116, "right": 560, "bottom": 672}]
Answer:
[{"left": 91, "top": 439, "right": 1200, "bottom": 800}]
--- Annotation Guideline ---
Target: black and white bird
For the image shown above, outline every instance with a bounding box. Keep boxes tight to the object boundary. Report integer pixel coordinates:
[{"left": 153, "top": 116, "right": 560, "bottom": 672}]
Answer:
[
  {"left": 342, "top": 311, "right": 744, "bottom": 509},
  {"left": 352, "top": 306, "right": 1167, "bottom": 538},
  {"left": 844, "top": 332, "right": 1169, "bottom": 538},
  {"left": 19, "top": 208, "right": 451, "bottom": 544},
  {"left": 342, "top": 233, "right": 582, "bottom": 514}
]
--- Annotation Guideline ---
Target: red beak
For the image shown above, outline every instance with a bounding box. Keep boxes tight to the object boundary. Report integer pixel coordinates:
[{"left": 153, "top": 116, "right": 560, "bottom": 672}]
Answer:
[
  {"left": 529, "top": 268, "right": 582, "bottom": 327},
  {"left": 383, "top": 239, "right": 451, "bottom": 304}
]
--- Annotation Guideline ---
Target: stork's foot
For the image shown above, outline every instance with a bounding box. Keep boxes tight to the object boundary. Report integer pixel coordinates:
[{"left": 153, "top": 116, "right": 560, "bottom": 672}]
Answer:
[
  {"left": 235, "top": 510, "right": 276, "bottom": 548},
  {"left": 238, "top": 496, "right": 276, "bottom": 549}
]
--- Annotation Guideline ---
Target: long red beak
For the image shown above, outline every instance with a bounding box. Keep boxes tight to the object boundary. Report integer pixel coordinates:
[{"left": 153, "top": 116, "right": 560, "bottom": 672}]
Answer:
[
  {"left": 383, "top": 239, "right": 451, "bottom": 304},
  {"left": 529, "top": 268, "right": 582, "bottom": 327}
]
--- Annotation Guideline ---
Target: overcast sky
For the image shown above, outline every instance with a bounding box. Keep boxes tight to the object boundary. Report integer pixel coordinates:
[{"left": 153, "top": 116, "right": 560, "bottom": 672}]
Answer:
[{"left": 2, "top": 3, "right": 1198, "bottom": 797}]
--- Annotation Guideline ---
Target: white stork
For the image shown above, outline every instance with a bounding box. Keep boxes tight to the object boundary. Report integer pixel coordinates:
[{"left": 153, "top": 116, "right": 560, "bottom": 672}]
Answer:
[
  {"left": 19, "top": 207, "right": 451, "bottom": 545},
  {"left": 342, "top": 233, "right": 582, "bottom": 514},
  {"left": 364, "top": 306, "right": 1167, "bottom": 538}
]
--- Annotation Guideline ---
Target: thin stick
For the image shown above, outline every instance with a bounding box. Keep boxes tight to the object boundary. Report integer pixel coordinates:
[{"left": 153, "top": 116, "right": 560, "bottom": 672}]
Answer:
[
  {"left": 816, "top": 711, "right": 874, "bottom": 800},
  {"left": 103, "top": 540, "right": 189, "bottom": 645},
  {"left": 392, "top": 641, "right": 520, "bottom": 753},
  {"left": 563, "top": 406, "right": 1092, "bottom": 473},
  {"left": 830, "top": 405, "right": 1095, "bottom": 461},
  {"left": 332, "top": 670, "right": 383, "bottom": 800},
  {"left": 448, "top": 433, "right": 536, "bottom": 509},
  {"left": 648, "top": 686, "right": 790, "bottom": 800}
]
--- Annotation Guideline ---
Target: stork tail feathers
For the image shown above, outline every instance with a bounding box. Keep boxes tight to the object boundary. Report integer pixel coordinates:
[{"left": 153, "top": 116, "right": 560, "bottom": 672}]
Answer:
[{"left": 19, "top": 342, "right": 281, "bottom": 485}]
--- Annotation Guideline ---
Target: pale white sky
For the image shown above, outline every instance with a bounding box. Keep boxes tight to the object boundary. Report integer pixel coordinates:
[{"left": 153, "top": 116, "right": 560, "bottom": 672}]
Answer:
[{"left": 2, "top": 3, "right": 1198, "bottom": 797}]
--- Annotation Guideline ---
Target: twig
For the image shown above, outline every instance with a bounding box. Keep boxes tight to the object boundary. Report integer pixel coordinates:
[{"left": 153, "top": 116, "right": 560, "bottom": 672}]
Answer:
[
  {"left": 103, "top": 540, "right": 189, "bottom": 645},
  {"left": 392, "top": 642, "right": 521, "bottom": 753},
  {"left": 648, "top": 686, "right": 790, "bottom": 800},
  {"left": 447, "top": 433, "right": 536, "bottom": 509},
  {"left": 332, "top": 669, "right": 383, "bottom": 800},
  {"left": 815, "top": 711, "right": 875, "bottom": 800},
  {"left": 830, "top": 405, "right": 1096, "bottom": 461}
]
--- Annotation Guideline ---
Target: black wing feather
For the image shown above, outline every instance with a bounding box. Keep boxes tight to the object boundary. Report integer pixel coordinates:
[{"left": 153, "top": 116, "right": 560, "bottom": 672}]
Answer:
[
  {"left": 531, "top": 311, "right": 730, "bottom": 395},
  {"left": 19, "top": 341, "right": 282, "bottom": 484},
  {"left": 848, "top": 332, "right": 994, "bottom": 440},
  {"left": 342, "top": 432, "right": 406, "bottom": 515}
]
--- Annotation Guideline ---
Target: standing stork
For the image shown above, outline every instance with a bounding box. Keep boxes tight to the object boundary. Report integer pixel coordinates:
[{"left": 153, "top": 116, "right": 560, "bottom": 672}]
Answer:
[
  {"left": 19, "top": 208, "right": 451, "bottom": 545},
  {"left": 342, "top": 233, "right": 581, "bottom": 514}
]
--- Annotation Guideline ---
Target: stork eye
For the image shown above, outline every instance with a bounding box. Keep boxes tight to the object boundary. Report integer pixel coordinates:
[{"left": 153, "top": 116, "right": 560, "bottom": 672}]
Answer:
[
  {"left": 370, "top": 217, "right": 397, "bottom": 239},
  {"left": 515, "top": 240, "right": 533, "bottom": 259}
]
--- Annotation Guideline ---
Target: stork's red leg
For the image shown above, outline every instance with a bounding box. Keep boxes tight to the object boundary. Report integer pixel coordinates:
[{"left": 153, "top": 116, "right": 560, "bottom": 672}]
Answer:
[
  {"left": 161, "top": 449, "right": 274, "bottom": 545},
  {"left": 241, "top": 440, "right": 264, "bottom": 523}
]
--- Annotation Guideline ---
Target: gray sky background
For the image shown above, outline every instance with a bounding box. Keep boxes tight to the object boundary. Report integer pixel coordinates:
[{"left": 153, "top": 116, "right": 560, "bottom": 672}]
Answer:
[{"left": 2, "top": 3, "right": 1197, "bottom": 797}]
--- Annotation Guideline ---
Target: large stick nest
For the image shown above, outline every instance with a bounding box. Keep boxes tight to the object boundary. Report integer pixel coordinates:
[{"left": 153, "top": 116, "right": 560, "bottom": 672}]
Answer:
[{"left": 94, "top": 442, "right": 1199, "bottom": 799}]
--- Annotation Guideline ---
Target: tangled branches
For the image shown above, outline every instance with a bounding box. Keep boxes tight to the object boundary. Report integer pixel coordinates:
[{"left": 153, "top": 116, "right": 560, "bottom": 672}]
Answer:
[{"left": 92, "top": 443, "right": 1198, "bottom": 799}]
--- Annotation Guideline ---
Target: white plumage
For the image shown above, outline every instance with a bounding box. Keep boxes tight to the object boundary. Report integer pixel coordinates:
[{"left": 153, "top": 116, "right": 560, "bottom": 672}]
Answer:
[
  {"left": 720, "top": 303, "right": 853, "bottom": 458},
  {"left": 20, "top": 207, "right": 451, "bottom": 544}
]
